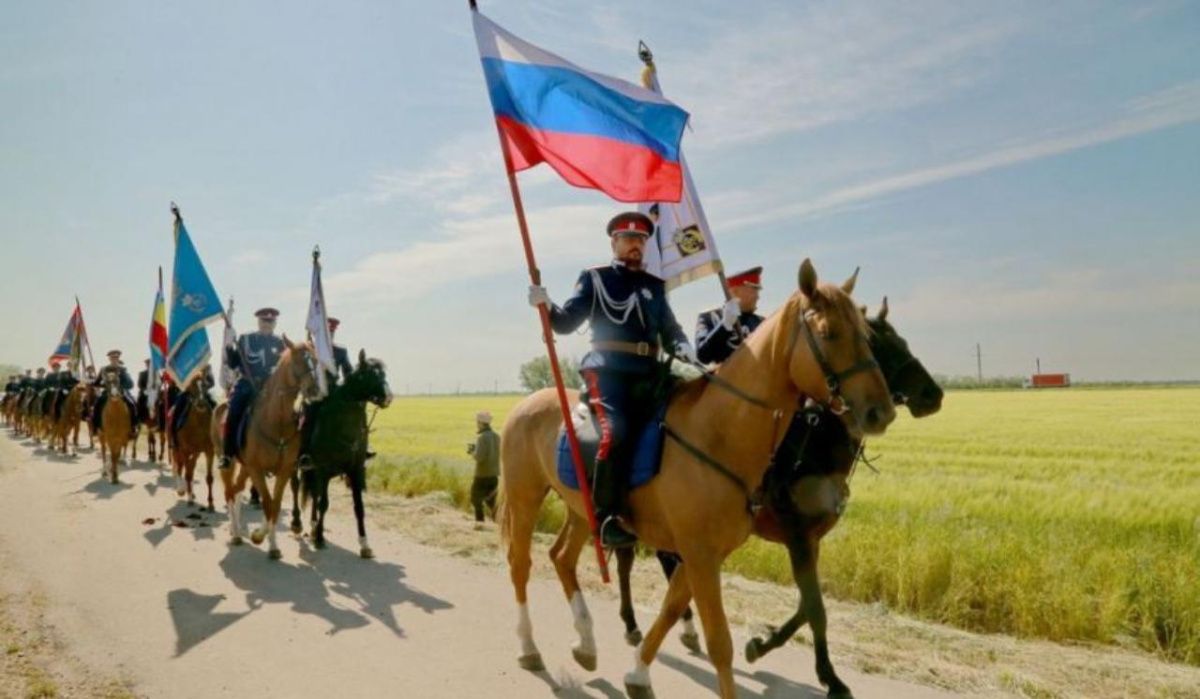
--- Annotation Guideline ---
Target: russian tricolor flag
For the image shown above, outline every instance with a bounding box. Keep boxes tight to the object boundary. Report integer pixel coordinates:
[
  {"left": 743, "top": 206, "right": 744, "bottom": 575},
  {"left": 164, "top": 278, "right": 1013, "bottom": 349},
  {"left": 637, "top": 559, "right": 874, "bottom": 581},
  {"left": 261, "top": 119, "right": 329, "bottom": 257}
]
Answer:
[{"left": 473, "top": 11, "right": 690, "bottom": 203}]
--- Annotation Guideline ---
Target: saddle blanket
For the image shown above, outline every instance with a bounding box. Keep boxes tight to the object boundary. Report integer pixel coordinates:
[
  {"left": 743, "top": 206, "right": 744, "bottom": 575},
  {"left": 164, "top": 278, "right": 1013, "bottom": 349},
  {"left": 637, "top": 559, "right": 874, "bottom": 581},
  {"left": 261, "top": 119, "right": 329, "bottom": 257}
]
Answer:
[{"left": 556, "top": 400, "right": 667, "bottom": 491}]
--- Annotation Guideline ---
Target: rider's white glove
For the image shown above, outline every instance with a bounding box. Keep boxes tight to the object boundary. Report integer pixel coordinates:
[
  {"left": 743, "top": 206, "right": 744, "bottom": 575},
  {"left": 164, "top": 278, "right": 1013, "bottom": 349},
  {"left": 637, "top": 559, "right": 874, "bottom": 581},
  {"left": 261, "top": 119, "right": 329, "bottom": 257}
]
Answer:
[
  {"left": 674, "top": 342, "right": 698, "bottom": 365},
  {"left": 528, "top": 285, "right": 552, "bottom": 308},
  {"left": 720, "top": 298, "right": 741, "bottom": 330}
]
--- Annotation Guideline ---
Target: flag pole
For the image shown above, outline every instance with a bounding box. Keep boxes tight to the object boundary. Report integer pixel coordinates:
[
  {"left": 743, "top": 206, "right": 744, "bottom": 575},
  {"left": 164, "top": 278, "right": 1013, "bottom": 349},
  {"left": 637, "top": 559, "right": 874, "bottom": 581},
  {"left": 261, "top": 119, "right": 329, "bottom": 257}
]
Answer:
[
  {"left": 474, "top": 0, "right": 608, "bottom": 583},
  {"left": 638, "top": 40, "right": 731, "bottom": 302},
  {"left": 498, "top": 127, "right": 611, "bottom": 583},
  {"left": 75, "top": 295, "right": 96, "bottom": 371}
]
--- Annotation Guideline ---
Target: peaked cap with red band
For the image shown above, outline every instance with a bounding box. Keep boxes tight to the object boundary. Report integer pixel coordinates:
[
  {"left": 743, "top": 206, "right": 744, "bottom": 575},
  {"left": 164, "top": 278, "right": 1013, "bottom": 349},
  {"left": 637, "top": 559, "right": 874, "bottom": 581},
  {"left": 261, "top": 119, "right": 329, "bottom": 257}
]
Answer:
[
  {"left": 727, "top": 266, "right": 763, "bottom": 289},
  {"left": 606, "top": 211, "right": 654, "bottom": 238}
]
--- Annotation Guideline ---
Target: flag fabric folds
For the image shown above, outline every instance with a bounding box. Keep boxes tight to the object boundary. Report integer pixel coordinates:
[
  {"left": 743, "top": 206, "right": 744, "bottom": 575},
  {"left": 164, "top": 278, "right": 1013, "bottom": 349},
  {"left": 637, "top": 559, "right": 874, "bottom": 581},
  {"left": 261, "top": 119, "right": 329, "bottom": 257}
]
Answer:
[
  {"left": 219, "top": 300, "right": 237, "bottom": 393},
  {"left": 49, "top": 301, "right": 88, "bottom": 375},
  {"left": 147, "top": 272, "right": 168, "bottom": 400},
  {"left": 472, "top": 11, "right": 689, "bottom": 203},
  {"left": 305, "top": 252, "right": 335, "bottom": 398},
  {"left": 166, "top": 213, "right": 224, "bottom": 387},
  {"left": 636, "top": 63, "right": 724, "bottom": 290}
]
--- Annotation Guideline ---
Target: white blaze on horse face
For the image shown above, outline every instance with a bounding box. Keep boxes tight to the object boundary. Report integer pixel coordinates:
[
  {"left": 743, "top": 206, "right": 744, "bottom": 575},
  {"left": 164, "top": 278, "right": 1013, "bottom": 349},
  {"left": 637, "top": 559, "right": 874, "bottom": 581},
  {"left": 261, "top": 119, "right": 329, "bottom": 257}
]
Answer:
[{"left": 516, "top": 603, "right": 538, "bottom": 656}]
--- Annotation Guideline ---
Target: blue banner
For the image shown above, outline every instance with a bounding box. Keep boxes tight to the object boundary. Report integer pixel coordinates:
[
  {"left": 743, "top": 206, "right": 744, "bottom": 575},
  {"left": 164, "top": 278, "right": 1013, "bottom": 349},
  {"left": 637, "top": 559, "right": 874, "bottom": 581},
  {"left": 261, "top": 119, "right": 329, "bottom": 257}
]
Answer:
[{"left": 166, "top": 216, "right": 224, "bottom": 386}]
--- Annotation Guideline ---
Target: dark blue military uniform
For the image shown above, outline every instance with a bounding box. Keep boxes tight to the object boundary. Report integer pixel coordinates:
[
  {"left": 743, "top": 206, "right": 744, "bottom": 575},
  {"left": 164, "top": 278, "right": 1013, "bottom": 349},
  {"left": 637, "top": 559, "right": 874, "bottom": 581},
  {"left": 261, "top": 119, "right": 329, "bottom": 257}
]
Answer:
[
  {"left": 222, "top": 330, "right": 285, "bottom": 460},
  {"left": 695, "top": 307, "right": 765, "bottom": 365},
  {"left": 91, "top": 364, "right": 135, "bottom": 431},
  {"left": 546, "top": 258, "right": 688, "bottom": 540}
]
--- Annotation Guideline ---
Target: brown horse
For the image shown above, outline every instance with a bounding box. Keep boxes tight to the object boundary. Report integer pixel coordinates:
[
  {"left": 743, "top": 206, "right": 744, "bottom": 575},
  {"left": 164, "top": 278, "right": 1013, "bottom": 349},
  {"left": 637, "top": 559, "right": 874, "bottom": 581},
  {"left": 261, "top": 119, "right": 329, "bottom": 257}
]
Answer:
[
  {"left": 133, "top": 392, "right": 167, "bottom": 464},
  {"left": 212, "top": 339, "right": 318, "bottom": 560},
  {"left": 49, "top": 385, "right": 87, "bottom": 456},
  {"left": 99, "top": 375, "right": 133, "bottom": 484},
  {"left": 173, "top": 381, "right": 216, "bottom": 511},
  {"left": 498, "top": 259, "right": 894, "bottom": 699}
]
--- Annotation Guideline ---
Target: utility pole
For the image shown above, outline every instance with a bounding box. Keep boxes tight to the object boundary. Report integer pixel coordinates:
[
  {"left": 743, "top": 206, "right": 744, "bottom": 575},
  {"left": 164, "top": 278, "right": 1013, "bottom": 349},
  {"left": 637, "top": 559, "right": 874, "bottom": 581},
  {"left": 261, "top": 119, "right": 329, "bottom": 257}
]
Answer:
[
  {"left": 976, "top": 343, "right": 983, "bottom": 384},
  {"left": 1036, "top": 357, "right": 1041, "bottom": 375}
]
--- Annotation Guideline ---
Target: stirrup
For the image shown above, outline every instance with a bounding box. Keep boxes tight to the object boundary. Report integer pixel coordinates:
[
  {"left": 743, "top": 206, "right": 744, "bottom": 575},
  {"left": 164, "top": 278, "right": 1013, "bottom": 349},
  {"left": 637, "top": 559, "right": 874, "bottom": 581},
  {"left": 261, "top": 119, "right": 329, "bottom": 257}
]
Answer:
[
  {"left": 217, "top": 456, "right": 233, "bottom": 470},
  {"left": 599, "top": 515, "right": 637, "bottom": 549},
  {"left": 297, "top": 454, "right": 314, "bottom": 472}
]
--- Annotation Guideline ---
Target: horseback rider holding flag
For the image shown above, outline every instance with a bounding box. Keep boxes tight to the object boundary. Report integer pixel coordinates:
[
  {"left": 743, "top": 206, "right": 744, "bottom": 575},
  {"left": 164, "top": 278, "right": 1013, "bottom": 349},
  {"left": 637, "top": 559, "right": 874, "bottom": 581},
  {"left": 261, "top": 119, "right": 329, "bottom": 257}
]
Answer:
[
  {"left": 528, "top": 211, "right": 695, "bottom": 548},
  {"left": 217, "top": 307, "right": 285, "bottom": 470}
]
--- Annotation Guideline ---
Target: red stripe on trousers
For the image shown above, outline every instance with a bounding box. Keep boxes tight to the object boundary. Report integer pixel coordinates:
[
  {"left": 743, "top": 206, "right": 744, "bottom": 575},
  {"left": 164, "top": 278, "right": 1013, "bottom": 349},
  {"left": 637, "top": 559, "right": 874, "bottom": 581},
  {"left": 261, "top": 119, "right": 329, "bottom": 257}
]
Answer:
[{"left": 582, "top": 370, "right": 613, "bottom": 461}]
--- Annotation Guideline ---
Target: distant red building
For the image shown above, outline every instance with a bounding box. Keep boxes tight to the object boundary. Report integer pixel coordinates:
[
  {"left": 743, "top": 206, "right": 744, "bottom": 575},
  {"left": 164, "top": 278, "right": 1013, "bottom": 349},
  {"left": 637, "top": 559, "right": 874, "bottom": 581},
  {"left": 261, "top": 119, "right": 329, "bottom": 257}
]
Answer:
[{"left": 1027, "top": 373, "right": 1071, "bottom": 388}]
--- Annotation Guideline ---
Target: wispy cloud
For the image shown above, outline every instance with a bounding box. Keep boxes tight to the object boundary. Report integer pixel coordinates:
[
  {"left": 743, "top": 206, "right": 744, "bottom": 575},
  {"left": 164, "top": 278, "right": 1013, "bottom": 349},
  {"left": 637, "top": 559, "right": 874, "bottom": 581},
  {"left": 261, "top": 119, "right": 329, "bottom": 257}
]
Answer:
[{"left": 718, "top": 81, "right": 1200, "bottom": 231}]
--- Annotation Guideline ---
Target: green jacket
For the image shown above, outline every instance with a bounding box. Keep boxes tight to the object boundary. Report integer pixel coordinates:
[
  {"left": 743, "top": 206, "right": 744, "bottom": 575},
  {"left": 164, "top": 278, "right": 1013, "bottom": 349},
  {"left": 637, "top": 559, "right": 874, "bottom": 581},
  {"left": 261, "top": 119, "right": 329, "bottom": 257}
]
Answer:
[{"left": 473, "top": 426, "right": 501, "bottom": 479}]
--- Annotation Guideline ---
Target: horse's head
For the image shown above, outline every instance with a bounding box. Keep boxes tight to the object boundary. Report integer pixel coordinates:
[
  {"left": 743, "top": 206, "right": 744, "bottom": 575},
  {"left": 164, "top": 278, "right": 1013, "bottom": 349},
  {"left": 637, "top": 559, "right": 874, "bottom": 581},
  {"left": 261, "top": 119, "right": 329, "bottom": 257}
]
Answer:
[
  {"left": 345, "top": 349, "right": 393, "bottom": 408},
  {"left": 786, "top": 259, "right": 895, "bottom": 437},
  {"left": 866, "top": 297, "right": 943, "bottom": 418},
  {"left": 279, "top": 335, "right": 321, "bottom": 401},
  {"left": 104, "top": 371, "right": 122, "bottom": 393}
]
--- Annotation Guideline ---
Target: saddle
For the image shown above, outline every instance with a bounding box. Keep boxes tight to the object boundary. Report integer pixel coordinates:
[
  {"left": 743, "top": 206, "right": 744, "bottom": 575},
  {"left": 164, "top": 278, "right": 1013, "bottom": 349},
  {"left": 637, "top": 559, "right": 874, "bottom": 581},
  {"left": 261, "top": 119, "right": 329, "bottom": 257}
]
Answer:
[
  {"left": 556, "top": 396, "right": 669, "bottom": 493},
  {"left": 219, "top": 405, "right": 255, "bottom": 456}
]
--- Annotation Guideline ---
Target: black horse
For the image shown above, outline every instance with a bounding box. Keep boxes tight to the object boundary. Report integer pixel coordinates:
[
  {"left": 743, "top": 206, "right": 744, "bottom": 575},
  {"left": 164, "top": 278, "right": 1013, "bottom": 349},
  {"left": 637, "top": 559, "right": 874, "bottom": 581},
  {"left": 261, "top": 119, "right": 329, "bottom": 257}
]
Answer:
[
  {"left": 615, "top": 297, "right": 943, "bottom": 699},
  {"left": 292, "top": 350, "right": 392, "bottom": 559}
]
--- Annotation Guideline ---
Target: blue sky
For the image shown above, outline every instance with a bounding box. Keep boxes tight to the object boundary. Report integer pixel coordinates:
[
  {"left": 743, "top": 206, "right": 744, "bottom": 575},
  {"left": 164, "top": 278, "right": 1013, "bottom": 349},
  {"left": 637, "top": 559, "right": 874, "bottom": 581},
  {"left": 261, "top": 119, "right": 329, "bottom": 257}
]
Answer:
[{"left": 2, "top": 0, "right": 1197, "bottom": 390}]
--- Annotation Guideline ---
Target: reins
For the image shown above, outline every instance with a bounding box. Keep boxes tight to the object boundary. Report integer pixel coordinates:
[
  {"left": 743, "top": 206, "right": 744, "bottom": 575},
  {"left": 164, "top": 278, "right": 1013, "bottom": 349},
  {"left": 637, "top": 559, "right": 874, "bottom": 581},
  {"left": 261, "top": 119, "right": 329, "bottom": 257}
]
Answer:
[{"left": 658, "top": 297, "right": 876, "bottom": 514}]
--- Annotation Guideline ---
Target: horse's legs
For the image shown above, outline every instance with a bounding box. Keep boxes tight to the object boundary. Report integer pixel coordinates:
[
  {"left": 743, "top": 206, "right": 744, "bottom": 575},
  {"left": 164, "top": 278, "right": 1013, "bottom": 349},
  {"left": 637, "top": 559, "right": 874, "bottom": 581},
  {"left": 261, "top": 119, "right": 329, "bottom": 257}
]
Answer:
[
  {"left": 203, "top": 450, "right": 215, "bottom": 512},
  {"left": 617, "top": 547, "right": 641, "bottom": 645},
  {"left": 502, "top": 486, "right": 548, "bottom": 672},
  {"left": 289, "top": 474, "right": 302, "bottom": 535},
  {"left": 624, "top": 559, "right": 693, "bottom": 698},
  {"left": 131, "top": 426, "right": 139, "bottom": 459},
  {"left": 314, "top": 479, "right": 330, "bottom": 549},
  {"left": 185, "top": 454, "right": 197, "bottom": 504},
  {"left": 686, "top": 559, "right": 738, "bottom": 699},
  {"left": 746, "top": 605, "right": 807, "bottom": 663},
  {"left": 351, "top": 474, "right": 373, "bottom": 559},
  {"left": 262, "top": 465, "right": 293, "bottom": 559},
  {"left": 657, "top": 551, "right": 700, "bottom": 653},
  {"left": 549, "top": 512, "right": 596, "bottom": 671},
  {"left": 223, "top": 466, "right": 248, "bottom": 544},
  {"left": 792, "top": 539, "right": 849, "bottom": 698}
]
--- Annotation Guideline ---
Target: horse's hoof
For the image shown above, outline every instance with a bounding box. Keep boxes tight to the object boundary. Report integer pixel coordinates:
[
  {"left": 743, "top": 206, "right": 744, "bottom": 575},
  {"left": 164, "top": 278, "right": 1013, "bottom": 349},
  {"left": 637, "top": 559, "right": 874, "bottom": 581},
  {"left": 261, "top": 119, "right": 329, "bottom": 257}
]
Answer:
[
  {"left": 827, "top": 686, "right": 854, "bottom": 699},
  {"left": 624, "top": 629, "right": 643, "bottom": 646},
  {"left": 290, "top": 523, "right": 303, "bottom": 535},
  {"left": 517, "top": 653, "right": 545, "bottom": 672},
  {"left": 571, "top": 646, "right": 597, "bottom": 672},
  {"left": 360, "top": 547, "right": 374, "bottom": 559},
  {"left": 314, "top": 539, "right": 326, "bottom": 550},
  {"left": 268, "top": 548, "right": 282, "bottom": 561},
  {"left": 207, "top": 505, "right": 215, "bottom": 513},
  {"left": 230, "top": 536, "right": 243, "bottom": 547},
  {"left": 250, "top": 529, "right": 266, "bottom": 546},
  {"left": 745, "top": 638, "right": 763, "bottom": 664},
  {"left": 623, "top": 681, "right": 655, "bottom": 699},
  {"left": 680, "top": 631, "right": 702, "bottom": 654},
  {"left": 175, "top": 489, "right": 186, "bottom": 497}
]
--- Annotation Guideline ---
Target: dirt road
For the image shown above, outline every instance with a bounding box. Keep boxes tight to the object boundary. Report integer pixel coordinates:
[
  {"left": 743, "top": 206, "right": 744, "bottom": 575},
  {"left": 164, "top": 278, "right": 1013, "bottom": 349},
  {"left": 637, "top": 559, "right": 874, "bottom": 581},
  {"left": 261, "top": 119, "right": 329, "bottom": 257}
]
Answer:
[{"left": 0, "top": 431, "right": 955, "bottom": 698}]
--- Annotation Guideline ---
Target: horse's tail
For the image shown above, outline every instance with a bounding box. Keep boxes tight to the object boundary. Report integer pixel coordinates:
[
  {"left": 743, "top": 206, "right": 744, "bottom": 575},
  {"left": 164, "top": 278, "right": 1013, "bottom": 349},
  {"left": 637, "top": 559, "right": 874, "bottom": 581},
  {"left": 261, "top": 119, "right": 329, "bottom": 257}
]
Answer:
[
  {"left": 299, "top": 467, "right": 314, "bottom": 511},
  {"left": 496, "top": 475, "right": 512, "bottom": 548}
]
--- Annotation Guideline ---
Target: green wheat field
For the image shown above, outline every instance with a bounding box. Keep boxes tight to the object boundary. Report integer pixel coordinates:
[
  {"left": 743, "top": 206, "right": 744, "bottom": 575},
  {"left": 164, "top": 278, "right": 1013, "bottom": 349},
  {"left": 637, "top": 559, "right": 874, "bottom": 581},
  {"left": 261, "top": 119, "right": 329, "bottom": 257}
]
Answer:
[{"left": 365, "top": 387, "right": 1200, "bottom": 665}]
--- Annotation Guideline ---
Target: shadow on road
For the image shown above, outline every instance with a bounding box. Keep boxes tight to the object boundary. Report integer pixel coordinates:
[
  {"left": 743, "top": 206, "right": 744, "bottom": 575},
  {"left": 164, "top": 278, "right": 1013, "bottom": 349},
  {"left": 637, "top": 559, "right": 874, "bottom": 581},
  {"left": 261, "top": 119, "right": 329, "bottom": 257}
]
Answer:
[
  {"left": 166, "top": 539, "right": 454, "bottom": 656},
  {"left": 657, "top": 651, "right": 826, "bottom": 699}
]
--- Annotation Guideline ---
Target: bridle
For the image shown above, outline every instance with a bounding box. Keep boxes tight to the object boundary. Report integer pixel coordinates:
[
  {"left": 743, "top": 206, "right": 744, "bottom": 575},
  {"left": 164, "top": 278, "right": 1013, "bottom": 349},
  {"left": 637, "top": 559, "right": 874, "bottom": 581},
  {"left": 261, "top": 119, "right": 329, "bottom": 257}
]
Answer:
[{"left": 663, "top": 298, "right": 879, "bottom": 512}]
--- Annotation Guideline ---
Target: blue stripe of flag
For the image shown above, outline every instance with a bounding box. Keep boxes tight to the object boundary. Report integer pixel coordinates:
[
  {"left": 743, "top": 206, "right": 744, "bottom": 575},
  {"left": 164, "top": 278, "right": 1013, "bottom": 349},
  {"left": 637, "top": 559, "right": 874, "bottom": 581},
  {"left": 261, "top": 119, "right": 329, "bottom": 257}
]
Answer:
[{"left": 482, "top": 58, "right": 687, "bottom": 162}]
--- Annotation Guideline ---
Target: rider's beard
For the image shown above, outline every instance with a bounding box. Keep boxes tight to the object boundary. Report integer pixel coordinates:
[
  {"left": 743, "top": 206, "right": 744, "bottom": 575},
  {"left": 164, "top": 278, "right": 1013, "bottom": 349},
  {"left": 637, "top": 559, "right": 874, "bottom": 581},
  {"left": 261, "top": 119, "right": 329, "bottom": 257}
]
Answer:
[{"left": 619, "top": 249, "right": 644, "bottom": 271}]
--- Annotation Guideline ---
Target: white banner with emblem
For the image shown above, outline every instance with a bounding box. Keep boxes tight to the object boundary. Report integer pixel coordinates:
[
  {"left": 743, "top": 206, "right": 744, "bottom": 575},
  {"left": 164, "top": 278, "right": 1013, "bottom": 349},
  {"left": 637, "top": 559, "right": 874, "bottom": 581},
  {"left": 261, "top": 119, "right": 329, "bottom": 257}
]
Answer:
[{"left": 637, "top": 58, "right": 723, "bottom": 291}]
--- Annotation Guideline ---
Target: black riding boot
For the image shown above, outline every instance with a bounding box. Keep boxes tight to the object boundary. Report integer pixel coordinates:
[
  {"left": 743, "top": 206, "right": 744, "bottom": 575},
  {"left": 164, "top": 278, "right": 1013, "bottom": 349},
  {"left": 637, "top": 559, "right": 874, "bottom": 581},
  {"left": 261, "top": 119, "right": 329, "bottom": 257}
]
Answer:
[
  {"left": 297, "top": 402, "right": 319, "bottom": 472},
  {"left": 592, "top": 458, "right": 636, "bottom": 549}
]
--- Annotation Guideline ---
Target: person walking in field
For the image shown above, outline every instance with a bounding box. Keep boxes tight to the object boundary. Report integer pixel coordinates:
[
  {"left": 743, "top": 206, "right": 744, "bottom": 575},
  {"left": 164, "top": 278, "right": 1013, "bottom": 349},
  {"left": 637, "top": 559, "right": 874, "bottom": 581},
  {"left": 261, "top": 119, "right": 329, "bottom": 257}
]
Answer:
[{"left": 469, "top": 410, "right": 500, "bottom": 523}]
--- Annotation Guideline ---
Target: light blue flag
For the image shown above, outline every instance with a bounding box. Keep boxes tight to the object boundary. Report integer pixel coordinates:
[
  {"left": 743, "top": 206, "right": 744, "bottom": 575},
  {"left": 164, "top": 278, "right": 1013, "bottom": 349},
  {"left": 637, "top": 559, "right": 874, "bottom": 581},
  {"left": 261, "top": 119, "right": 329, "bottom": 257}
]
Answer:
[{"left": 166, "top": 210, "right": 224, "bottom": 386}]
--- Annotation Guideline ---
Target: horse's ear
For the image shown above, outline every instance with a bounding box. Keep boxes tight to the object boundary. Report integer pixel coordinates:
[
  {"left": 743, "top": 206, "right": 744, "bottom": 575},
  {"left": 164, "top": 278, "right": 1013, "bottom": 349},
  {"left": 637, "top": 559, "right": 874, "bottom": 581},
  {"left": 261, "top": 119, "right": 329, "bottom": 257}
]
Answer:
[
  {"left": 282, "top": 334, "right": 295, "bottom": 351},
  {"left": 358, "top": 349, "right": 367, "bottom": 367},
  {"left": 878, "top": 296, "right": 889, "bottom": 322},
  {"left": 798, "top": 258, "right": 818, "bottom": 299},
  {"left": 842, "top": 266, "right": 860, "bottom": 295}
]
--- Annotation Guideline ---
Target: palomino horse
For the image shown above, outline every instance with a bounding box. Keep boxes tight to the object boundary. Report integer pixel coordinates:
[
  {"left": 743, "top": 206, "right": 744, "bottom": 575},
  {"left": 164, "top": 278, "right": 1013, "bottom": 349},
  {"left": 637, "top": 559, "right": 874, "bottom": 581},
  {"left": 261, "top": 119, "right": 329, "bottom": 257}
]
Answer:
[
  {"left": 295, "top": 351, "right": 393, "bottom": 558},
  {"left": 616, "top": 298, "right": 945, "bottom": 699},
  {"left": 212, "top": 339, "right": 318, "bottom": 560},
  {"left": 99, "top": 375, "right": 133, "bottom": 484},
  {"left": 133, "top": 391, "right": 168, "bottom": 464},
  {"left": 498, "top": 259, "right": 895, "bottom": 699},
  {"left": 173, "top": 380, "right": 216, "bottom": 511},
  {"left": 48, "top": 384, "right": 87, "bottom": 456}
]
